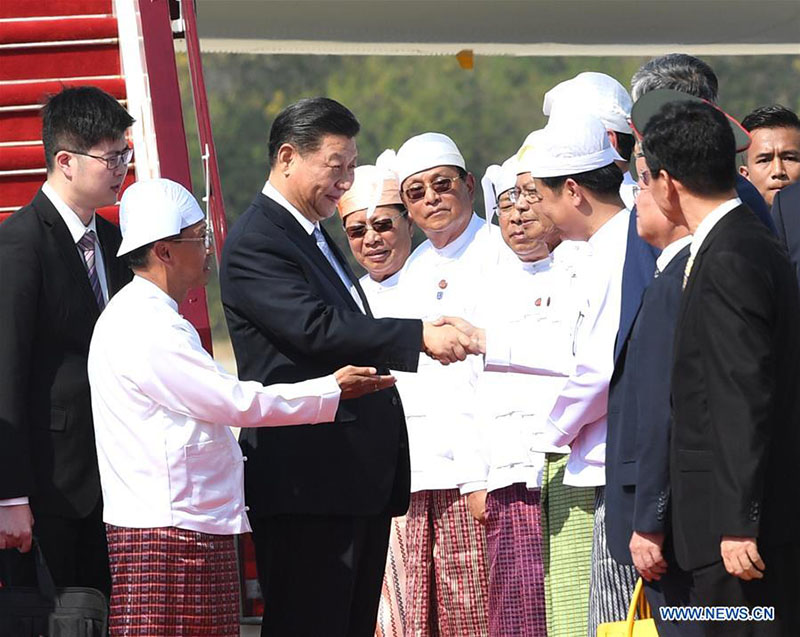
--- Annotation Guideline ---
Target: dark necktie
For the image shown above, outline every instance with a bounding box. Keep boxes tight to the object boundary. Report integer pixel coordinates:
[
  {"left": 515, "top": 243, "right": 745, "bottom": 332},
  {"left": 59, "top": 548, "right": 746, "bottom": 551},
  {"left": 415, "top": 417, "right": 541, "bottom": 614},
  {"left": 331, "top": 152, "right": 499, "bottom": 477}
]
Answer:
[{"left": 78, "top": 230, "right": 105, "bottom": 311}]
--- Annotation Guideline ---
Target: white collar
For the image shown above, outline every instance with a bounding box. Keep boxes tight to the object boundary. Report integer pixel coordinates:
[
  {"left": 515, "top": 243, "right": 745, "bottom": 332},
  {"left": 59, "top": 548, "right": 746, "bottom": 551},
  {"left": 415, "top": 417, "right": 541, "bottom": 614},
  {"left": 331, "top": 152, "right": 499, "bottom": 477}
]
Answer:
[
  {"left": 365, "top": 269, "right": 402, "bottom": 291},
  {"left": 690, "top": 197, "right": 741, "bottom": 258},
  {"left": 42, "top": 181, "right": 98, "bottom": 243},
  {"left": 520, "top": 253, "right": 553, "bottom": 273},
  {"left": 587, "top": 208, "right": 627, "bottom": 251},
  {"left": 129, "top": 275, "right": 179, "bottom": 312},
  {"left": 656, "top": 235, "right": 693, "bottom": 273},
  {"left": 262, "top": 180, "right": 318, "bottom": 236},
  {"left": 431, "top": 213, "right": 482, "bottom": 259}
]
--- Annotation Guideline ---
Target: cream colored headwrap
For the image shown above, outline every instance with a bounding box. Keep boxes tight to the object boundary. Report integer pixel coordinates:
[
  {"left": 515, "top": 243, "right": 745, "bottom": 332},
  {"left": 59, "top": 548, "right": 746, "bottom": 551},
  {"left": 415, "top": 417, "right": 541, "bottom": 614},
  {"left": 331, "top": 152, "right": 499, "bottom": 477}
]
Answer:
[{"left": 337, "top": 149, "right": 402, "bottom": 220}]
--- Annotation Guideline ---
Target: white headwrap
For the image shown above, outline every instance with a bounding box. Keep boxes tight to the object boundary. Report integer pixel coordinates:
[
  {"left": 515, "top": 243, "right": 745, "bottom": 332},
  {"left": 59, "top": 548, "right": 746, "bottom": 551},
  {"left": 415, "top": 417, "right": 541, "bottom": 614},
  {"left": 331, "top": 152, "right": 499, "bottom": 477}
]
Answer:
[
  {"left": 524, "top": 113, "right": 623, "bottom": 179},
  {"left": 337, "top": 149, "right": 402, "bottom": 221},
  {"left": 117, "top": 178, "right": 205, "bottom": 256},
  {"left": 515, "top": 129, "right": 545, "bottom": 172},
  {"left": 543, "top": 72, "right": 633, "bottom": 134},
  {"left": 393, "top": 132, "right": 466, "bottom": 186},
  {"left": 480, "top": 155, "right": 518, "bottom": 229}
]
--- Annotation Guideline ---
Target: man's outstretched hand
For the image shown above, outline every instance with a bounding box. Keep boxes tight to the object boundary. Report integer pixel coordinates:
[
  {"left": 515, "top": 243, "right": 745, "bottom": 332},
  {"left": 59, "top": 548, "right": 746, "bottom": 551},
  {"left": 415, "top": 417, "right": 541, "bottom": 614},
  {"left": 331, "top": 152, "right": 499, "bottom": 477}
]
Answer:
[
  {"left": 432, "top": 316, "right": 486, "bottom": 355},
  {"left": 0, "top": 504, "right": 34, "bottom": 553},
  {"left": 334, "top": 366, "right": 396, "bottom": 400}
]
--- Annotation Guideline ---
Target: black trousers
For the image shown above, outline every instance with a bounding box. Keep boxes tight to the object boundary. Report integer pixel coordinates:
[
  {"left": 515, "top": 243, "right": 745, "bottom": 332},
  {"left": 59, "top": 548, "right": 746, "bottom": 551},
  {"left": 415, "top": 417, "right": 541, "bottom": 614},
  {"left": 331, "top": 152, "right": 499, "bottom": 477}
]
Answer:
[
  {"left": 251, "top": 512, "right": 392, "bottom": 637},
  {"left": 0, "top": 500, "right": 110, "bottom": 597}
]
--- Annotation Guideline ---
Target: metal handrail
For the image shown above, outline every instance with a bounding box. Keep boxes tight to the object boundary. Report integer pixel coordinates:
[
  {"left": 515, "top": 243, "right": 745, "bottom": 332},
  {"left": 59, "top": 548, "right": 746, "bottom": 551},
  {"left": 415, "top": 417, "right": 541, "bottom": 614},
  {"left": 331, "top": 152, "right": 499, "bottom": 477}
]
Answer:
[{"left": 180, "top": 0, "right": 228, "bottom": 264}]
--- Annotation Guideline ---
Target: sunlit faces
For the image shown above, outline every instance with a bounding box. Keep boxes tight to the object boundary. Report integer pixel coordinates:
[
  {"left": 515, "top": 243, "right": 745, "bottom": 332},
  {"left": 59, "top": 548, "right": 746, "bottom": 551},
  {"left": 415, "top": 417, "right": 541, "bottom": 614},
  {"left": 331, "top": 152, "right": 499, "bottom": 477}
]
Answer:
[
  {"left": 634, "top": 155, "right": 674, "bottom": 248},
  {"left": 498, "top": 180, "right": 558, "bottom": 262},
  {"left": 739, "top": 126, "right": 800, "bottom": 205},
  {"left": 283, "top": 134, "right": 358, "bottom": 222},
  {"left": 166, "top": 220, "right": 212, "bottom": 289},
  {"left": 57, "top": 136, "right": 130, "bottom": 210},
  {"left": 531, "top": 176, "right": 588, "bottom": 241},
  {"left": 400, "top": 165, "right": 474, "bottom": 247},
  {"left": 343, "top": 205, "right": 414, "bottom": 282}
]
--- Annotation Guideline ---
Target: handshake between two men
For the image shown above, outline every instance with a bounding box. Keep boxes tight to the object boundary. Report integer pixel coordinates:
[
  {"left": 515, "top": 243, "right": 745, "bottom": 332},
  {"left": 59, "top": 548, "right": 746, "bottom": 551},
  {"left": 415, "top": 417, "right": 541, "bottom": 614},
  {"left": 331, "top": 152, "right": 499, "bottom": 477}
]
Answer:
[
  {"left": 332, "top": 316, "right": 484, "bottom": 402},
  {"left": 421, "top": 316, "right": 486, "bottom": 364}
]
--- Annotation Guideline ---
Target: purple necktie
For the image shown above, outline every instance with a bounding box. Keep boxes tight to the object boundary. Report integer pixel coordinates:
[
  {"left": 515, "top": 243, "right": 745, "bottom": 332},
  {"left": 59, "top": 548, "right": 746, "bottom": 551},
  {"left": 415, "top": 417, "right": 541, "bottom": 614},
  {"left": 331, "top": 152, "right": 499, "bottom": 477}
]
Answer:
[{"left": 77, "top": 230, "right": 105, "bottom": 311}]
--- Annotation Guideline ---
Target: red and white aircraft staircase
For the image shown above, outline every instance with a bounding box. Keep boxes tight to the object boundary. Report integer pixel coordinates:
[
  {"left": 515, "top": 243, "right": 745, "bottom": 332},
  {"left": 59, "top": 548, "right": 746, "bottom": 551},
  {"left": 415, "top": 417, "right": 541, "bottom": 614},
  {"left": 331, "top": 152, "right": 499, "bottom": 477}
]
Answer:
[{"left": 0, "top": 0, "right": 263, "bottom": 621}]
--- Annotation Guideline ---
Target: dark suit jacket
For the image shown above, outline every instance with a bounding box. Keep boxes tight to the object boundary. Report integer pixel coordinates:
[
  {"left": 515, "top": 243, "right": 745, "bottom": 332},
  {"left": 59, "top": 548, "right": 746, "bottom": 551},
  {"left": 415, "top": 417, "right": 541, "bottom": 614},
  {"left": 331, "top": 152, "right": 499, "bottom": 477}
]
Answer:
[
  {"left": 220, "top": 193, "right": 422, "bottom": 518},
  {"left": 0, "top": 188, "right": 130, "bottom": 518},
  {"left": 670, "top": 204, "right": 800, "bottom": 571},
  {"left": 614, "top": 207, "right": 660, "bottom": 364},
  {"left": 771, "top": 181, "right": 800, "bottom": 285},
  {"left": 614, "top": 177, "right": 770, "bottom": 364},
  {"left": 606, "top": 245, "right": 689, "bottom": 565}
]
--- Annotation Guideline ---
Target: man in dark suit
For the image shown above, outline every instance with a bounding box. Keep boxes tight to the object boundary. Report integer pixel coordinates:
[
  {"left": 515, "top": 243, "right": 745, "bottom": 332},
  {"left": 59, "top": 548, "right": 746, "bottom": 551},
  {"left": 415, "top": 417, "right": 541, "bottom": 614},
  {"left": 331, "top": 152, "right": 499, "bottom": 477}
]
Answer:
[
  {"left": 643, "top": 100, "right": 800, "bottom": 636},
  {"left": 616, "top": 54, "right": 776, "bottom": 382},
  {"left": 605, "top": 151, "right": 700, "bottom": 637},
  {"left": 772, "top": 181, "right": 800, "bottom": 284},
  {"left": 220, "top": 97, "right": 471, "bottom": 637},
  {"left": 0, "top": 87, "right": 133, "bottom": 595}
]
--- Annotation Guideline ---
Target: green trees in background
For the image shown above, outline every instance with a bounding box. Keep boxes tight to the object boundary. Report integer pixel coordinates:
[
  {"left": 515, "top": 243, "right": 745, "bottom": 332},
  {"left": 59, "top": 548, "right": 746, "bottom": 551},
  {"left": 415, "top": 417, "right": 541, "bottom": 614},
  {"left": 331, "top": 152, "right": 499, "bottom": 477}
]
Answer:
[{"left": 176, "top": 53, "right": 800, "bottom": 340}]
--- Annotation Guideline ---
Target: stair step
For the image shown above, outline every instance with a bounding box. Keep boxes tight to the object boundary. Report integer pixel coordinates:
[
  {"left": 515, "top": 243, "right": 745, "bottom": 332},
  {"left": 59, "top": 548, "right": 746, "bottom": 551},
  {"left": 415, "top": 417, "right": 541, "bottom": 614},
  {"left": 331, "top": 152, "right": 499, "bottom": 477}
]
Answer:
[
  {"left": 0, "top": 144, "right": 44, "bottom": 171},
  {"left": 0, "top": 0, "right": 112, "bottom": 20},
  {"left": 0, "top": 76, "right": 126, "bottom": 108},
  {"left": 0, "top": 42, "right": 121, "bottom": 81},
  {"left": 0, "top": 16, "right": 118, "bottom": 45}
]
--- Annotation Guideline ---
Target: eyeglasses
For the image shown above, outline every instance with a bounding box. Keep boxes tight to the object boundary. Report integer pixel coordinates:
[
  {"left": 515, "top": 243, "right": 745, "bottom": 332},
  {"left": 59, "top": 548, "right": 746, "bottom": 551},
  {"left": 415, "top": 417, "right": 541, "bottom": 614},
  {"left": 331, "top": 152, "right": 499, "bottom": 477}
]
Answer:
[
  {"left": 508, "top": 186, "right": 543, "bottom": 205},
  {"left": 497, "top": 199, "right": 516, "bottom": 216},
  {"left": 632, "top": 185, "right": 648, "bottom": 200},
  {"left": 403, "top": 175, "right": 462, "bottom": 202},
  {"left": 638, "top": 169, "right": 652, "bottom": 187},
  {"left": 168, "top": 232, "right": 212, "bottom": 249},
  {"left": 344, "top": 210, "right": 408, "bottom": 239},
  {"left": 63, "top": 147, "right": 134, "bottom": 170}
]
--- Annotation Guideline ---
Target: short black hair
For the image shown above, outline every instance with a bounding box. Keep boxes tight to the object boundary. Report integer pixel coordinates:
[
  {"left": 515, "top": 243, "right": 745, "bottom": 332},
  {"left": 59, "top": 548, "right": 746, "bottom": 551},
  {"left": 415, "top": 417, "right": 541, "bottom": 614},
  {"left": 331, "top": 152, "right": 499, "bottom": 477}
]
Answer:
[
  {"left": 741, "top": 104, "right": 800, "bottom": 133},
  {"left": 615, "top": 132, "right": 636, "bottom": 162},
  {"left": 643, "top": 101, "right": 736, "bottom": 196},
  {"left": 123, "top": 242, "right": 154, "bottom": 270},
  {"left": 631, "top": 53, "right": 718, "bottom": 102},
  {"left": 540, "top": 163, "right": 624, "bottom": 197},
  {"left": 267, "top": 97, "right": 360, "bottom": 166},
  {"left": 42, "top": 86, "right": 134, "bottom": 171}
]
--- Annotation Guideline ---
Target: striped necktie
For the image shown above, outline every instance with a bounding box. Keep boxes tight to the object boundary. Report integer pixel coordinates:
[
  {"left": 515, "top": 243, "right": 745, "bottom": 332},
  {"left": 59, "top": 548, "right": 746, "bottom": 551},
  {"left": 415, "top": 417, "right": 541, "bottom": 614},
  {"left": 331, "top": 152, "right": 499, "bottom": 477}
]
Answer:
[
  {"left": 78, "top": 230, "right": 105, "bottom": 310},
  {"left": 682, "top": 252, "right": 696, "bottom": 290}
]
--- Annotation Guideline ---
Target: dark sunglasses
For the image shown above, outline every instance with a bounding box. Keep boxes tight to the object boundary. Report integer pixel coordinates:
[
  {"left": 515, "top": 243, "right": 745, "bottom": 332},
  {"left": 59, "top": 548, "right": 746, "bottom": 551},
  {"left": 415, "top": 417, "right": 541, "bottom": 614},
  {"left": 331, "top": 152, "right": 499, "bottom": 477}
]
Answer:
[
  {"left": 403, "top": 175, "right": 461, "bottom": 202},
  {"left": 344, "top": 210, "right": 408, "bottom": 239}
]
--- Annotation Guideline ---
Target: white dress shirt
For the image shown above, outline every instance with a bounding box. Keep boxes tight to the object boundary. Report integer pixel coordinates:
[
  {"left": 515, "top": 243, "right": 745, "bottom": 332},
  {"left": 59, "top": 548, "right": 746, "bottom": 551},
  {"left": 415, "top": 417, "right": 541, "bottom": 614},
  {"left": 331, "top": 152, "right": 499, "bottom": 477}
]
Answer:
[
  {"left": 262, "top": 181, "right": 365, "bottom": 312},
  {"left": 88, "top": 276, "right": 341, "bottom": 535},
  {"left": 619, "top": 171, "right": 637, "bottom": 212},
  {"left": 473, "top": 251, "right": 580, "bottom": 493},
  {"left": 396, "top": 214, "right": 511, "bottom": 494},
  {"left": 656, "top": 234, "right": 693, "bottom": 275},
  {"left": 688, "top": 197, "right": 741, "bottom": 262},
  {"left": 42, "top": 181, "right": 109, "bottom": 304}
]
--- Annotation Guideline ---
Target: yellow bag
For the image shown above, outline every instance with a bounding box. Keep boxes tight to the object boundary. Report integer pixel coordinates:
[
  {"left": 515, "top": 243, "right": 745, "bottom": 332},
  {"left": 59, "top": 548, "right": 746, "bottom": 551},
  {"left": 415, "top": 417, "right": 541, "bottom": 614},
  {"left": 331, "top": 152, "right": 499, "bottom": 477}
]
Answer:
[{"left": 596, "top": 578, "right": 659, "bottom": 637}]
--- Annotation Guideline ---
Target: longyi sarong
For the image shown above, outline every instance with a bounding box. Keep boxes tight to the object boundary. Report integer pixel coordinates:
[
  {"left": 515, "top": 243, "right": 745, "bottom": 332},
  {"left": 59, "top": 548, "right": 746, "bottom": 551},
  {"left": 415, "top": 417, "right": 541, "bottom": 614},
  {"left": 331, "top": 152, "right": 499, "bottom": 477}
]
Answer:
[
  {"left": 540, "top": 453, "right": 595, "bottom": 637},
  {"left": 376, "top": 515, "right": 408, "bottom": 637},
  {"left": 587, "top": 487, "right": 638, "bottom": 636},
  {"left": 404, "top": 489, "right": 489, "bottom": 637},
  {"left": 105, "top": 524, "right": 239, "bottom": 637},
  {"left": 485, "top": 483, "right": 547, "bottom": 637}
]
